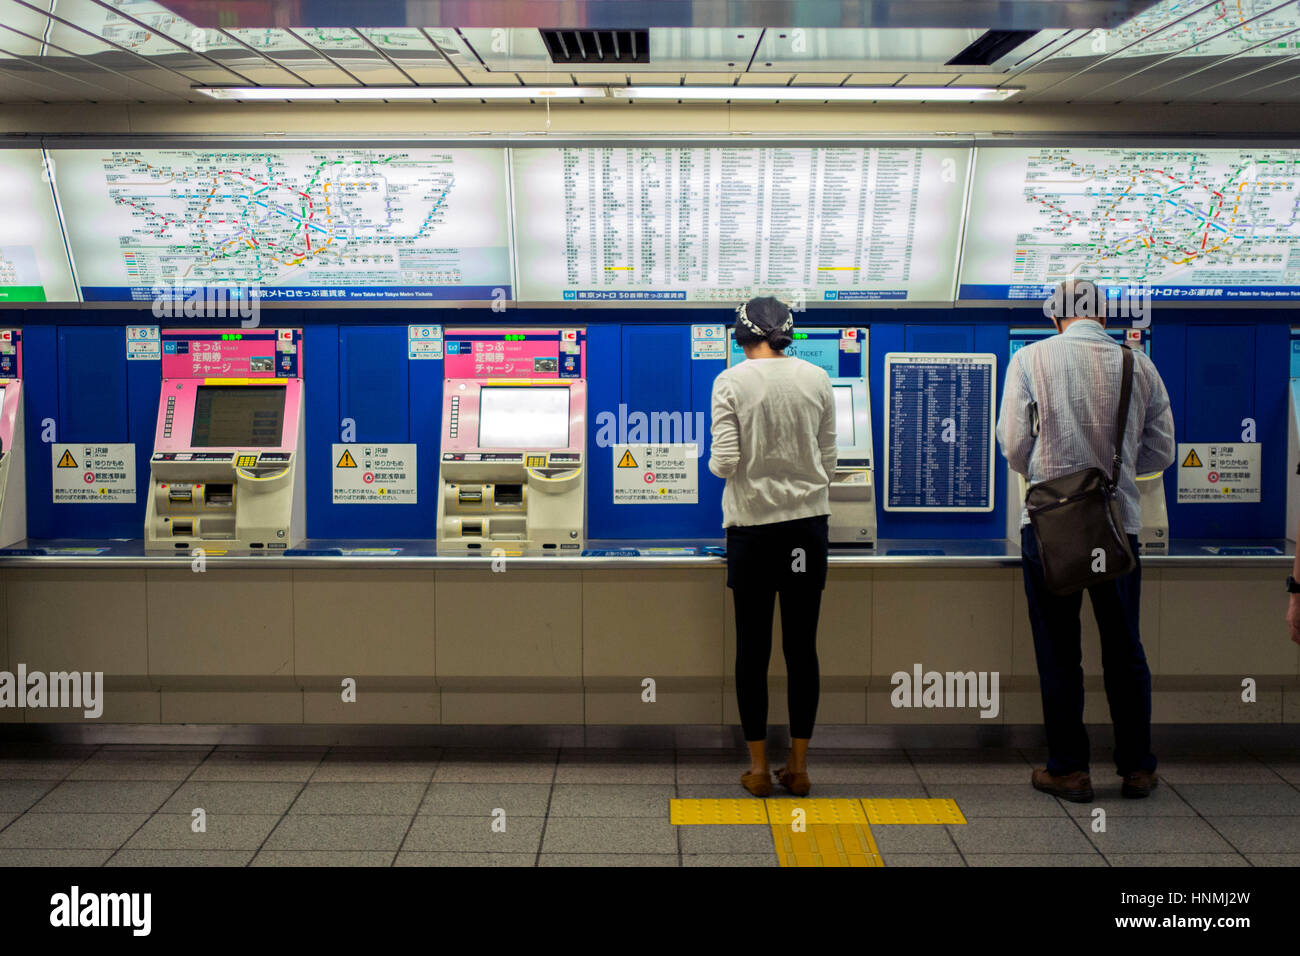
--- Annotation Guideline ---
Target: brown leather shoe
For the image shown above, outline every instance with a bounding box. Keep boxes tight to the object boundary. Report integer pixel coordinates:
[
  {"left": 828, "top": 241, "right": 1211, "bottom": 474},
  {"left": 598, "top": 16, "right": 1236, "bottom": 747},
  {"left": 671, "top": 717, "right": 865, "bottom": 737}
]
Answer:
[
  {"left": 775, "top": 766, "right": 811, "bottom": 797},
  {"left": 1121, "top": 770, "right": 1159, "bottom": 799},
  {"left": 741, "top": 771, "right": 772, "bottom": 797},
  {"left": 1031, "top": 767, "right": 1094, "bottom": 803}
]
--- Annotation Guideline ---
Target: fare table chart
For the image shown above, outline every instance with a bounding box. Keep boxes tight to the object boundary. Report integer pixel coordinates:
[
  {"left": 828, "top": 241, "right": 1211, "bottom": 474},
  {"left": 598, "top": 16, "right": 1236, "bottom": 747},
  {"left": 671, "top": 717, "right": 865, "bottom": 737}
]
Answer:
[
  {"left": 510, "top": 145, "right": 968, "bottom": 303},
  {"left": 884, "top": 353, "right": 997, "bottom": 512}
]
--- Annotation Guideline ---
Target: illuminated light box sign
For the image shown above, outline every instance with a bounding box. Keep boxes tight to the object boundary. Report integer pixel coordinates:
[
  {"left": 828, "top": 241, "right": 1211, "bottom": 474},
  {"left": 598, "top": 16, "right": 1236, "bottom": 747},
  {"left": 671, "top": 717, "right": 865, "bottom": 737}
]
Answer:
[
  {"left": 51, "top": 147, "right": 513, "bottom": 302},
  {"left": 160, "top": 329, "right": 301, "bottom": 379},
  {"left": 0, "top": 151, "right": 76, "bottom": 302},
  {"left": 960, "top": 146, "right": 1300, "bottom": 301},
  {"left": 511, "top": 146, "right": 969, "bottom": 303},
  {"left": 442, "top": 330, "right": 583, "bottom": 380},
  {"left": 883, "top": 353, "right": 997, "bottom": 513},
  {"left": 728, "top": 328, "right": 863, "bottom": 380}
]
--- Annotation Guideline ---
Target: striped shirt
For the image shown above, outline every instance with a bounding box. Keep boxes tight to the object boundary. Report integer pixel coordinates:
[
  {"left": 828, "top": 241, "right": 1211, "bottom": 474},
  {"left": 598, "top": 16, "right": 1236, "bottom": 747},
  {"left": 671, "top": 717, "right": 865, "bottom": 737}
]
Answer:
[{"left": 996, "top": 320, "right": 1176, "bottom": 534}]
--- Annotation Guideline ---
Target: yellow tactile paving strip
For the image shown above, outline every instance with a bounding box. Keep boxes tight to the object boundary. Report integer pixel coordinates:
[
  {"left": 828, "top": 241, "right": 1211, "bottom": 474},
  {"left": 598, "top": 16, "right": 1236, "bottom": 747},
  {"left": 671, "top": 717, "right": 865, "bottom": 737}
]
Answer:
[
  {"left": 770, "top": 822, "right": 884, "bottom": 867},
  {"left": 669, "top": 797, "right": 964, "bottom": 867},
  {"left": 765, "top": 798, "right": 868, "bottom": 825},
  {"left": 671, "top": 797, "right": 769, "bottom": 825},
  {"left": 863, "top": 798, "right": 966, "bottom": 825}
]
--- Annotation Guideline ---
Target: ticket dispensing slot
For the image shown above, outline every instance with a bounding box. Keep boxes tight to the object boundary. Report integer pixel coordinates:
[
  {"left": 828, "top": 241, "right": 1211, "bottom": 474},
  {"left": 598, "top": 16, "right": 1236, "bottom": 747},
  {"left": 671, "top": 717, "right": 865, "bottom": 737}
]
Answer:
[
  {"left": 1136, "top": 473, "right": 1168, "bottom": 554},
  {"left": 0, "top": 330, "right": 25, "bottom": 549},
  {"left": 728, "top": 327, "right": 875, "bottom": 547},
  {"left": 437, "top": 328, "right": 586, "bottom": 552},
  {"left": 145, "top": 329, "right": 305, "bottom": 553}
]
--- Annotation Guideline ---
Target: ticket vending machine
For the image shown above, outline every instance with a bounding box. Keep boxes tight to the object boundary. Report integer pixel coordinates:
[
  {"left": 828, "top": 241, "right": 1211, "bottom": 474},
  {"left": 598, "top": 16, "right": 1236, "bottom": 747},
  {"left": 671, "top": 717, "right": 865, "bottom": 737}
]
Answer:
[
  {"left": 1006, "top": 327, "right": 1168, "bottom": 554},
  {"left": 728, "top": 327, "right": 876, "bottom": 547},
  {"left": 0, "top": 329, "right": 25, "bottom": 548},
  {"left": 145, "top": 328, "right": 305, "bottom": 553},
  {"left": 437, "top": 327, "right": 586, "bottom": 552}
]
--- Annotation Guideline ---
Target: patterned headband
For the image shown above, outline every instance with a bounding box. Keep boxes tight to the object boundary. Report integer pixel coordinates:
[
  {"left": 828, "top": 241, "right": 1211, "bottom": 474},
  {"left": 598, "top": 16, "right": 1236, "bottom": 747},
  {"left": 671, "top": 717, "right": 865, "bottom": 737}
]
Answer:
[{"left": 735, "top": 300, "right": 794, "bottom": 337}]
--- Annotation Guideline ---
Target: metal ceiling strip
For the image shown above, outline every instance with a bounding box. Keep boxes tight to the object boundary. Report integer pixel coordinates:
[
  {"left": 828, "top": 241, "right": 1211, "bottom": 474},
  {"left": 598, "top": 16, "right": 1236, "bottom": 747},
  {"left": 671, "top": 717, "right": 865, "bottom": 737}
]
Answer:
[
  {"left": 1131, "top": 23, "right": 1300, "bottom": 100},
  {"left": 1015, "top": 0, "right": 1222, "bottom": 100},
  {"left": 211, "top": 29, "right": 315, "bottom": 87},
  {"left": 83, "top": 0, "right": 256, "bottom": 86},
  {"left": 1191, "top": 42, "right": 1300, "bottom": 98},
  {"left": 11, "top": 0, "right": 213, "bottom": 86},
  {"left": 0, "top": 44, "right": 100, "bottom": 100},
  {"left": 1226, "top": 53, "right": 1300, "bottom": 98},
  {"left": 1081, "top": 0, "right": 1300, "bottom": 100},
  {"left": 348, "top": 27, "right": 418, "bottom": 86},
  {"left": 418, "top": 29, "right": 477, "bottom": 88},
  {"left": 283, "top": 28, "right": 366, "bottom": 86},
  {"left": 0, "top": 20, "right": 185, "bottom": 100}
]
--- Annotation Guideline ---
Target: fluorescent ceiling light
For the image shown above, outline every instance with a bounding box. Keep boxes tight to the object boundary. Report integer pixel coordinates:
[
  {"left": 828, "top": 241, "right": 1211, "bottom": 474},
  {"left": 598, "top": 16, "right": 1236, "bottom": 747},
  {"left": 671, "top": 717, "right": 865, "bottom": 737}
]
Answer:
[
  {"left": 195, "top": 86, "right": 606, "bottom": 100},
  {"left": 194, "top": 85, "right": 1019, "bottom": 103},
  {"left": 610, "top": 86, "right": 1020, "bottom": 102}
]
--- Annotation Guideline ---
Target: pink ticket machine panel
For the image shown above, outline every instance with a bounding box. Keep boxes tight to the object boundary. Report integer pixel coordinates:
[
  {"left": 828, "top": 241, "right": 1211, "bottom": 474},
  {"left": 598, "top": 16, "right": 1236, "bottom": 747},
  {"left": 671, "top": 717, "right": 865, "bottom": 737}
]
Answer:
[
  {"left": 0, "top": 330, "right": 25, "bottom": 549},
  {"left": 144, "top": 329, "right": 304, "bottom": 553},
  {"left": 437, "top": 328, "right": 586, "bottom": 552}
]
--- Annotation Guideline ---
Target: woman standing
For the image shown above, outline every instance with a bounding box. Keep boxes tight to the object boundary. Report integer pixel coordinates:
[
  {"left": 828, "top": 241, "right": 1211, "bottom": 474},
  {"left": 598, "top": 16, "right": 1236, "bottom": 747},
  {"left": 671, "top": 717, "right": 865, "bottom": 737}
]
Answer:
[{"left": 709, "top": 296, "right": 837, "bottom": 797}]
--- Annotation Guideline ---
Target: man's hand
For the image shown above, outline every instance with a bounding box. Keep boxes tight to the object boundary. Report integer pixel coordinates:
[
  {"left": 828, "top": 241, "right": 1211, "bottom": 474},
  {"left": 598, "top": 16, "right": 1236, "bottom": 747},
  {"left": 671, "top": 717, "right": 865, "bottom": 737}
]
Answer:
[{"left": 1287, "top": 594, "right": 1300, "bottom": 646}]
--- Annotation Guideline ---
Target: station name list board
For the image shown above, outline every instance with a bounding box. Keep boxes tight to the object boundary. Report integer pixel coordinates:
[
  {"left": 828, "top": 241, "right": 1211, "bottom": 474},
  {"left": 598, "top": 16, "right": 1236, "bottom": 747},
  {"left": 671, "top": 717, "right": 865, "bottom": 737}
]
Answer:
[
  {"left": 883, "top": 353, "right": 997, "bottom": 512},
  {"left": 510, "top": 146, "right": 969, "bottom": 304}
]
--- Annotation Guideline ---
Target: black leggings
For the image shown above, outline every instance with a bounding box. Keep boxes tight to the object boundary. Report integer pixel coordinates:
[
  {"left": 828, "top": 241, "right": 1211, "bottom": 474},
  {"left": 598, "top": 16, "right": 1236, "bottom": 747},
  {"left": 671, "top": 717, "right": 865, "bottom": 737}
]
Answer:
[
  {"left": 733, "top": 588, "right": 823, "bottom": 741},
  {"left": 726, "top": 514, "right": 828, "bottom": 742}
]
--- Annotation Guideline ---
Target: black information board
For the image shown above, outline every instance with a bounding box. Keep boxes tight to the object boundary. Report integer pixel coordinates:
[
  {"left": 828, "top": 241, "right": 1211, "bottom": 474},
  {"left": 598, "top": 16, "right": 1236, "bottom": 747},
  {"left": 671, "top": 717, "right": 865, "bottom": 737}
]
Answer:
[{"left": 884, "top": 353, "right": 996, "bottom": 512}]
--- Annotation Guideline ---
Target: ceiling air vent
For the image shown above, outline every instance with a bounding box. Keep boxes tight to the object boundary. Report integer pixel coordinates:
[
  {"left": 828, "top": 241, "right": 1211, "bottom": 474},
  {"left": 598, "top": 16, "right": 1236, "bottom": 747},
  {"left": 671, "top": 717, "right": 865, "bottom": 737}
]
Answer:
[
  {"left": 541, "top": 29, "right": 650, "bottom": 65},
  {"left": 946, "top": 30, "right": 1039, "bottom": 66}
]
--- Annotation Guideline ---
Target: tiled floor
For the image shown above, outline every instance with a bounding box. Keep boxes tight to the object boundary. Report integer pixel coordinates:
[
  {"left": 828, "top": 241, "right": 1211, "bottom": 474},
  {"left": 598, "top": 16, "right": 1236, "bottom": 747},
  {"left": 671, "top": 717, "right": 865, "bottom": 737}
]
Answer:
[{"left": 0, "top": 743, "right": 1297, "bottom": 866}]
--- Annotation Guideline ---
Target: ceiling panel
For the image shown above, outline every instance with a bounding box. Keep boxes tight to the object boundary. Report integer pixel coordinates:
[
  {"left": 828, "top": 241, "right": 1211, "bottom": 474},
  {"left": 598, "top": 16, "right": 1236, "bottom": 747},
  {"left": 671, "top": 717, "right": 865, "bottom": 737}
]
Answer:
[
  {"left": 844, "top": 72, "right": 908, "bottom": 83},
  {"left": 1215, "top": 54, "right": 1300, "bottom": 97},
  {"left": 158, "top": 0, "right": 1168, "bottom": 31},
  {"left": 287, "top": 28, "right": 415, "bottom": 85},
  {"left": 0, "top": 2, "right": 1290, "bottom": 104},
  {"left": 0, "top": 55, "right": 100, "bottom": 99},
  {"left": 0, "top": 0, "right": 53, "bottom": 56},
  {"left": 0, "top": 22, "right": 189, "bottom": 99},
  {"left": 456, "top": 27, "right": 761, "bottom": 73},
  {"left": 754, "top": 27, "right": 978, "bottom": 71},
  {"left": 790, "top": 72, "right": 851, "bottom": 84},
  {"left": 225, "top": 28, "right": 362, "bottom": 85},
  {"left": 357, "top": 27, "right": 454, "bottom": 84}
]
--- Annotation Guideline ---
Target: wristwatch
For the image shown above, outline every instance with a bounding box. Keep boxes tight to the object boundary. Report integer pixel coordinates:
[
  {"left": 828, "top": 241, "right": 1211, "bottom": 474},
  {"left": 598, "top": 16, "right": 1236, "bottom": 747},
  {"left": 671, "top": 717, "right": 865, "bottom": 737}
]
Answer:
[{"left": 1287, "top": 576, "right": 1300, "bottom": 594}]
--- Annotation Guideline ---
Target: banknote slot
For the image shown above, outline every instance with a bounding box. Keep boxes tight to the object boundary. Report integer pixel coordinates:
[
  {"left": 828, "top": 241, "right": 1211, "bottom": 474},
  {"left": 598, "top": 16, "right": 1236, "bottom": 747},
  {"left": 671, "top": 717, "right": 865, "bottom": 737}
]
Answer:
[
  {"left": 494, "top": 484, "right": 524, "bottom": 506},
  {"left": 204, "top": 483, "right": 234, "bottom": 507}
]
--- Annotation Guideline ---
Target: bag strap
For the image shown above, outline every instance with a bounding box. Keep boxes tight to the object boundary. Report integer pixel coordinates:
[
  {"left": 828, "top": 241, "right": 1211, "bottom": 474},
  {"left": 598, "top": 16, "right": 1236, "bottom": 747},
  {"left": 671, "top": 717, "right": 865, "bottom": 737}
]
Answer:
[{"left": 1111, "top": 345, "right": 1134, "bottom": 485}]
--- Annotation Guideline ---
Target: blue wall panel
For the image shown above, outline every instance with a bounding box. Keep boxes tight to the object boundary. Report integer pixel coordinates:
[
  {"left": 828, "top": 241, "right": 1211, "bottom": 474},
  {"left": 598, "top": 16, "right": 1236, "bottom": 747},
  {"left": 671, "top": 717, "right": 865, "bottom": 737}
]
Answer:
[
  {"left": 303, "top": 323, "right": 440, "bottom": 540},
  {"left": 2, "top": 307, "right": 1293, "bottom": 544},
  {"left": 874, "top": 322, "right": 1006, "bottom": 541},
  {"left": 339, "top": 326, "right": 409, "bottom": 441},
  {"left": 24, "top": 324, "right": 159, "bottom": 538}
]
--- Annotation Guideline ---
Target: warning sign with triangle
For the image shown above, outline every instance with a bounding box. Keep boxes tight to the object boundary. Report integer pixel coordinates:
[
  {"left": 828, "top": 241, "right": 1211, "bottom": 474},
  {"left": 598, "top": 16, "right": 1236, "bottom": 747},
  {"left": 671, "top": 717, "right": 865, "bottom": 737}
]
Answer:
[
  {"left": 56, "top": 450, "right": 77, "bottom": 468},
  {"left": 1182, "top": 448, "right": 1203, "bottom": 468},
  {"left": 617, "top": 449, "right": 638, "bottom": 468},
  {"left": 336, "top": 449, "right": 357, "bottom": 468}
]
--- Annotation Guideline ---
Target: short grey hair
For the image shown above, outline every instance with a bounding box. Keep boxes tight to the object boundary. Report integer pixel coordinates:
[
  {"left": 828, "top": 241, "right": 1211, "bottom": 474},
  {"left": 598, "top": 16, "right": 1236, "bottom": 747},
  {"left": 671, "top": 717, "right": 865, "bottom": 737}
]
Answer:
[{"left": 1051, "top": 279, "right": 1103, "bottom": 320}]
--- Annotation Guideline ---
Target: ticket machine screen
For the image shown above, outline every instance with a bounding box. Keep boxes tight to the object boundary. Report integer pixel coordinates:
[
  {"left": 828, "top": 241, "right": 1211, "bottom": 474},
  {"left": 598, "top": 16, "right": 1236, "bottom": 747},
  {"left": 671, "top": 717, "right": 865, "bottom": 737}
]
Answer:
[
  {"left": 191, "top": 386, "right": 286, "bottom": 447},
  {"left": 833, "top": 385, "right": 854, "bottom": 448},
  {"left": 478, "top": 387, "right": 570, "bottom": 449}
]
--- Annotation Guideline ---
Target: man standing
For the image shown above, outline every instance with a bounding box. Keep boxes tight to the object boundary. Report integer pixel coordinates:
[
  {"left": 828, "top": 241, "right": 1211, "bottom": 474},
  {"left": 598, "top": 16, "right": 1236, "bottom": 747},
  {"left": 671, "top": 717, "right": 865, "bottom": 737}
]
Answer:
[{"left": 997, "top": 280, "right": 1176, "bottom": 802}]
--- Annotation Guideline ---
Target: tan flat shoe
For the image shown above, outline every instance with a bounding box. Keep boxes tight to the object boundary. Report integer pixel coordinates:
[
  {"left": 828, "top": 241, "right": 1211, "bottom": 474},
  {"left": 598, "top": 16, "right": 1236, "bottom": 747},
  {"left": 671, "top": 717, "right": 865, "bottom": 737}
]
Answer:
[
  {"left": 775, "top": 766, "right": 811, "bottom": 796},
  {"left": 741, "top": 771, "right": 772, "bottom": 797}
]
